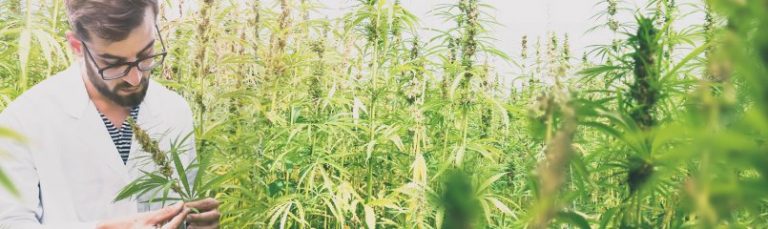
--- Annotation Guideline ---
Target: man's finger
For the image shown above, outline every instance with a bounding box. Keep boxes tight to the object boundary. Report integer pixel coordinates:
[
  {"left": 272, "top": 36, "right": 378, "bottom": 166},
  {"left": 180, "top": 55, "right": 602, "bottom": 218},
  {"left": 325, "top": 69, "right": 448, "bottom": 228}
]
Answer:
[
  {"left": 148, "top": 202, "right": 185, "bottom": 224},
  {"left": 186, "top": 209, "right": 221, "bottom": 225},
  {"left": 162, "top": 207, "right": 191, "bottom": 229},
  {"left": 185, "top": 198, "right": 219, "bottom": 211}
]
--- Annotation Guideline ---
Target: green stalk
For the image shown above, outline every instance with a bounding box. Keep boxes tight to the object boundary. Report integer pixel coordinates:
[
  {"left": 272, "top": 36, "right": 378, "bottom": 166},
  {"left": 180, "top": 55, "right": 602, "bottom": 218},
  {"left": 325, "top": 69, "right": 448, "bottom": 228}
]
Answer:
[
  {"left": 630, "top": 16, "right": 661, "bottom": 131},
  {"left": 520, "top": 35, "right": 528, "bottom": 83},
  {"left": 195, "top": 0, "right": 215, "bottom": 141},
  {"left": 277, "top": 0, "right": 290, "bottom": 54},
  {"left": 252, "top": 0, "right": 261, "bottom": 55},
  {"left": 531, "top": 101, "right": 577, "bottom": 229},
  {"left": 18, "top": 0, "right": 32, "bottom": 92},
  {"left": 46, "top": 0, "right": 63, "bottom": 78},
  {"left": 442, "top": 38, "right": 457, "bottom": 98}
]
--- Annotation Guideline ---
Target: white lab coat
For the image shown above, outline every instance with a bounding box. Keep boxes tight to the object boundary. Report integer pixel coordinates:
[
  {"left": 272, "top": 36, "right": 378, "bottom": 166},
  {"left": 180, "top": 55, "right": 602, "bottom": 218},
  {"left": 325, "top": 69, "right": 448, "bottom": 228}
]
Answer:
[{"left": 0, "top": 63, "right": 197, "bottom": 228}]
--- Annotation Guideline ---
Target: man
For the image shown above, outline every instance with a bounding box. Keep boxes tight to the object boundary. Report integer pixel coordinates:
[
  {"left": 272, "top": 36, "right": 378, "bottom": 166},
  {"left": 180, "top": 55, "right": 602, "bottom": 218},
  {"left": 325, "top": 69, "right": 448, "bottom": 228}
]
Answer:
[{"left": 0, "top": 0, "right": 219, "bottom": 228}]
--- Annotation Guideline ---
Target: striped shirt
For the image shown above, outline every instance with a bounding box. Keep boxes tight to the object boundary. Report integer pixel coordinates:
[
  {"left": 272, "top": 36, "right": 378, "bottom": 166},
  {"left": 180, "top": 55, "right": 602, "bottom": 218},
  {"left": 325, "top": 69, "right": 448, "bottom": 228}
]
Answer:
[{"left": 99, "top": 106, "right": 140, "bottom": 165}]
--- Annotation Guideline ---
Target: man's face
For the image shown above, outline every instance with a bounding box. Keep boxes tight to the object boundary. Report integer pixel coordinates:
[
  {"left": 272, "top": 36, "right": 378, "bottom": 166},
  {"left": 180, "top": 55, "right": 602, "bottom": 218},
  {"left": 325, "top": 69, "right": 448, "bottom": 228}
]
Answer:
[{"left": 80, "top": 8, "right": 157, "bottom": 107}]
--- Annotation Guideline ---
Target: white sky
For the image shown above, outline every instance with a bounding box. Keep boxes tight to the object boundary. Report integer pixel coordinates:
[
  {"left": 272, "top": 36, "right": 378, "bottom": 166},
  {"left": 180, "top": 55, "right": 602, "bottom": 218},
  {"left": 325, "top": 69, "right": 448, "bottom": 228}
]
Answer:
[
  {"left": 166, "top": 0, "right": 706, "bottom": 86},
  {"left": 311, "top": 0, "right": 706, "bottom": 75}
]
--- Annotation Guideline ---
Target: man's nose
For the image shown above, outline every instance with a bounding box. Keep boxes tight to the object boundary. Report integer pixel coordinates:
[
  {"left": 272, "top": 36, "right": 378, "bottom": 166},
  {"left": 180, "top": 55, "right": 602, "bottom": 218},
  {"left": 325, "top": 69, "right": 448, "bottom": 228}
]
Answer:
[{"left": 122, "top": 67, "right": 142, "bottom": 86}]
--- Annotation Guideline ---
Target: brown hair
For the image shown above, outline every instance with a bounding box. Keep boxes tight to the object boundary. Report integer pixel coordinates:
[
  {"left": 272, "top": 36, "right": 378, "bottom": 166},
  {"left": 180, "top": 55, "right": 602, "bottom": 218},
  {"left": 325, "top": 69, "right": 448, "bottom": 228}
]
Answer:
[{"left": 66, "top": 0, "right": 158, "bottom": 42}]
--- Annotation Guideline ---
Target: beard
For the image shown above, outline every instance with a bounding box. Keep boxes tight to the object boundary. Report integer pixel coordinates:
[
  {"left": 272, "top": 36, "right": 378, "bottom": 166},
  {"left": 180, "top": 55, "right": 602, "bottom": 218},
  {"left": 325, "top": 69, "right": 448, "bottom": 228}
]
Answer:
[{"left": 85, "top": 58, "right": 149, "bottom": 107}]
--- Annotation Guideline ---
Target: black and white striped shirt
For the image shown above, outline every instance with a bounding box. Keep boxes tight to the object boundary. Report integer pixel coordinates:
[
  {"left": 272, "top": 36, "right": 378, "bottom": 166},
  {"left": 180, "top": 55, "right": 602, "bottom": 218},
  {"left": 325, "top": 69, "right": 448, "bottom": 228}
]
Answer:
[{"left": 99, "top": 106, "right": 140, "bottom": 165}]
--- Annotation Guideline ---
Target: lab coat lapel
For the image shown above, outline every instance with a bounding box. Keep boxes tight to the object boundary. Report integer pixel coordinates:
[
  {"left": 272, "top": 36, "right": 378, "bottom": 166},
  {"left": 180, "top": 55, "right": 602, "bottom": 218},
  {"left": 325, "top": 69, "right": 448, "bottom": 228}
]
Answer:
[
  {"left": 55, "top": 63, "right": 131, "bottom": 182},
  {"left": 76, "top": 102, "right": 131, "bottom": 182}
]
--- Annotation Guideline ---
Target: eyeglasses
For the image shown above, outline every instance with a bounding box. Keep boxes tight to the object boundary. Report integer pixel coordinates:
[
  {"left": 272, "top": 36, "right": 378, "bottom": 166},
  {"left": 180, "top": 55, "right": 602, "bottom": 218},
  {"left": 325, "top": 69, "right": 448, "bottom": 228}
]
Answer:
[{"left": 81, "top": 23, "right": 168, "bottom": 80}]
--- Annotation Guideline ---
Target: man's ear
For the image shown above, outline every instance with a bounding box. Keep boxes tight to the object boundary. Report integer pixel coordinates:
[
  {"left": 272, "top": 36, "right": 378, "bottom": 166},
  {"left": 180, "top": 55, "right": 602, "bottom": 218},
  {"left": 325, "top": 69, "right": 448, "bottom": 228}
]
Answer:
[{"left": 65, "top": 31, "right": 83, "bottom": 57}]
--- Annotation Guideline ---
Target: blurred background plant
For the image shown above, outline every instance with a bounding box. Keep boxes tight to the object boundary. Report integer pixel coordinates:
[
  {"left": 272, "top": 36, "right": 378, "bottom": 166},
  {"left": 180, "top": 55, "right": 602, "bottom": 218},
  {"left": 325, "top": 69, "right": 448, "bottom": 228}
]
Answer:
[{"left": 0, "top": 127, "right": 24, "bottom": 197}]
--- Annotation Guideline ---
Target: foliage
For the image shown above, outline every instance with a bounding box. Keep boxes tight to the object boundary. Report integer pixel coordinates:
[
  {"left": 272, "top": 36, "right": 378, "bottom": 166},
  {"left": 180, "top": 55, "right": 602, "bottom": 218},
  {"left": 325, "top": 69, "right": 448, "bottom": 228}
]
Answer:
[{"left": 2, "top": 0, "right": 768, "bottom": 228}]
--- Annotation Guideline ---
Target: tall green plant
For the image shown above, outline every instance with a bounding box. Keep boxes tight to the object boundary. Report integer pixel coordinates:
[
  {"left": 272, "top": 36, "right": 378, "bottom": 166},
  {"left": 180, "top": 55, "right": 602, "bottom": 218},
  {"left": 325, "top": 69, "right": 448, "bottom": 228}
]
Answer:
[{"left": 114, "top": 120, "right": 223, "bottom": 205}]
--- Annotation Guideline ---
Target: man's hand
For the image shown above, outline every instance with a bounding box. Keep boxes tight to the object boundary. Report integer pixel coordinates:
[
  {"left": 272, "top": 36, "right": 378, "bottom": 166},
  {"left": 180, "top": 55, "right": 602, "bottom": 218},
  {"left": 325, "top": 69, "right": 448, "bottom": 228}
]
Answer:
[
  {"left": 184, "top": 198, "right": 220, "bottom": 229},
  {"left": 97, "top": 202, "right": 191, "bottom": 229}
]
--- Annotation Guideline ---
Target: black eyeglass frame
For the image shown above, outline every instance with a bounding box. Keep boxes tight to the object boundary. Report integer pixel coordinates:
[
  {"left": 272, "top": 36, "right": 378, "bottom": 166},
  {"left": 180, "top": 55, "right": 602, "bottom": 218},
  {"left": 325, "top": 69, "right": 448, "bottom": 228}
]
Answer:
[{"left": 81, "top": 23, "right": 168, "bottom": 80}]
